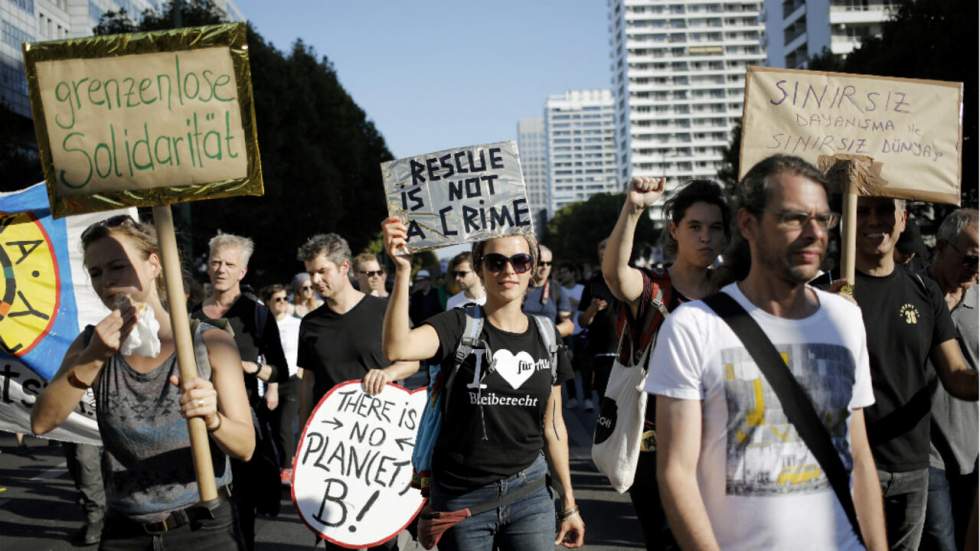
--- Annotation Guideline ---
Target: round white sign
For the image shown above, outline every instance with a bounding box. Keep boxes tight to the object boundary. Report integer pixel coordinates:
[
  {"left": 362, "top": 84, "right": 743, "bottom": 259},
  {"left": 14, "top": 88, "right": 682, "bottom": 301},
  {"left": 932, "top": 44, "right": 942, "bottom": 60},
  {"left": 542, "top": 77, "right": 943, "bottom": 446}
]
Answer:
[{"left": 292, "top": 380, "right": 427, "bottom": 548}]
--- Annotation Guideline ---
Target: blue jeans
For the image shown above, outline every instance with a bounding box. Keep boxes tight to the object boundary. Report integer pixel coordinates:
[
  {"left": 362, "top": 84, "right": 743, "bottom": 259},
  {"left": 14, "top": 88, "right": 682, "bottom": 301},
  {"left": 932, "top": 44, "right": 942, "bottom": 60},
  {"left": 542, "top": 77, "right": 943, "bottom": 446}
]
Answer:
[
  {"left": 430, "top": 454, "right": 555, "bottom": 551},
  {"left": 878, "top": 467, "right": 929, "bottom": 551},
  {"left": 922, "top": 467, "right": 957, "bottom": 551}
]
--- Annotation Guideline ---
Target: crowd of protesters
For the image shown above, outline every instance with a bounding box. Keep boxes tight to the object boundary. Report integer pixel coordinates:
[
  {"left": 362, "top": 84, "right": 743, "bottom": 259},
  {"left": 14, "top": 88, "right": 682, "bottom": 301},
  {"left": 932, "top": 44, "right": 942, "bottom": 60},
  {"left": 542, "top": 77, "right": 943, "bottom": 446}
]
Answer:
[{"left": 11, "top": 153, "right": 978, "bottom": 550}]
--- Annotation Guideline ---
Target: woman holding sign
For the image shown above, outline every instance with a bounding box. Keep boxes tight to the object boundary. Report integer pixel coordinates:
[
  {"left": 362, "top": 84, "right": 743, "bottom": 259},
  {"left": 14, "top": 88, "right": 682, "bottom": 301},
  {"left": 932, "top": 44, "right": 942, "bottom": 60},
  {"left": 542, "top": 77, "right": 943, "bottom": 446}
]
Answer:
[
  {"left": 378, "top": 218, "right": 586, "bottom": 550},
  {"left": 31, "top": 215, "right": 254, "bottom": 550}
]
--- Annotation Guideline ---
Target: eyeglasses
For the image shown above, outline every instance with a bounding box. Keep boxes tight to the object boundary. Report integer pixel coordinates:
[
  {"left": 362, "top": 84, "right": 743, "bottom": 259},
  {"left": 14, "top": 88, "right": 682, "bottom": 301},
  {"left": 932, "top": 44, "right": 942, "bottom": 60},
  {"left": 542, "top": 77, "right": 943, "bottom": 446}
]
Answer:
[
  {"left": 766, "top": 209, "right": 840, "bottom": 230},
  {"left": 300, "top": 285, "right": 313, "bottom": 291},
  {"left": 481, "top": 253, "right": 534, "bottom": 274},
  {"left": 360, "top": 270, "right": 384, "bottom": 278},
  {"left": 453, "top": 270, "right": 471, "bottom": 279},
  {"left": 537, "top": 261, "right": 552, "bottom": 268},
  {"left": 947, "top": 241, "right": 980, "bottom": 268},
  {"left": 80, "top": 214, "right": 138, "bottom": 243},
  {"left": 271, "top": 296, "right": 287, "bottom": 303}
]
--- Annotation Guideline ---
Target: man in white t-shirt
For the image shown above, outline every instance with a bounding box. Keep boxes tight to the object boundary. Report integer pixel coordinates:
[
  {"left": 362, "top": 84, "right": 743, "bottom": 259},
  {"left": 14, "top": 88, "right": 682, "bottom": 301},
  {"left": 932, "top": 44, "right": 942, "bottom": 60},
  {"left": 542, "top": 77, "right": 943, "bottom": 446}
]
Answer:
[
  {"left": 647, "top": 155, "right": 887, "bottom": 550},
  {"left": 446, "top": 251, "right": 486, "bottom": 309}
]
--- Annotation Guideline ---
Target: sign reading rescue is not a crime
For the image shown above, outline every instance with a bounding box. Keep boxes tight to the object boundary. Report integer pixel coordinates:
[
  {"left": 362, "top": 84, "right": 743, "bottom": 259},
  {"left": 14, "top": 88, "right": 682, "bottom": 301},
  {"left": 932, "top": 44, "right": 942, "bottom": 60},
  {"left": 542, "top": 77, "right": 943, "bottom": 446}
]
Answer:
[
  {"left": 382, "top": 140, "right": 533, "bottom": 253},
  {"left": 23, "top": 23, "right": 262, "bottom": 217},
  {"left": 740, "top": 66, "right": 962, "bottom": 205}
]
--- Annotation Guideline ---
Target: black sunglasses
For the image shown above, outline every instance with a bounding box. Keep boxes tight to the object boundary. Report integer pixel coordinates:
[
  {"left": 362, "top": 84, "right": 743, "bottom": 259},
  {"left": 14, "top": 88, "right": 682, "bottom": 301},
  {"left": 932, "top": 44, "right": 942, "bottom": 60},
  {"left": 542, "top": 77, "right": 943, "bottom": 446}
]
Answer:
[
  {"left": 481, "top": 253, "right": 534, "bottom": 274},
  {"left": 948, "top": 241, "right": 979, "bottom": 268},
  {"left": 537, "top": 261, "right": 552, "bottom": 268},
  {"left": 360, "top": 270, "right": 384, "bottom": 278},
  {"left": 81, "top": 214, "right": 138, "bottom": 243},
  {"left": 453, "top": 270, "right": 471, "bottom": 278}
]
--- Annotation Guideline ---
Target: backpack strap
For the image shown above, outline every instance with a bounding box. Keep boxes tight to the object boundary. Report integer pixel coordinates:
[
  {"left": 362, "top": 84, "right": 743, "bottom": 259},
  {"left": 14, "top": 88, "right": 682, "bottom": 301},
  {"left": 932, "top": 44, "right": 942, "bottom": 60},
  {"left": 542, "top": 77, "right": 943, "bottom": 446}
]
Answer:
[
  {"left": 444, "top": 304, "right": 484, "bottom": 413},
  {"left": 530, "top": 315, "right": 560, "bottom": 385}
]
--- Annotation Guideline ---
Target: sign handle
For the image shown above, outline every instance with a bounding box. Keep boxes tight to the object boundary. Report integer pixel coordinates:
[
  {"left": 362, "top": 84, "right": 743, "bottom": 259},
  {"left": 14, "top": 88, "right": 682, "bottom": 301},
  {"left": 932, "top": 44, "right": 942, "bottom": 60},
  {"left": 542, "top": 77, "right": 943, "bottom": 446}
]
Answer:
[
  {"left": 153, "top": 204, "right": 218, "bottom": 503},
  {"left": 841, "top": 179, "right": 858, "bottom": 285}
]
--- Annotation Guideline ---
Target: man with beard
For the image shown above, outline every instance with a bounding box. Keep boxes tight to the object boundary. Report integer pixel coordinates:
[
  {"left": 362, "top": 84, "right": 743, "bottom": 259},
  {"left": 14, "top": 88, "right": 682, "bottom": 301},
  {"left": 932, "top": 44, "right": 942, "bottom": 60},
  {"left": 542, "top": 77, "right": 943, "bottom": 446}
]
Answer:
[
  {"left": 648, "top": 155, "right": 887, "bottom": 549},
  {"left": 296, "top": 234, "right": 419, "bottom": 550},
  {"left": 853, "top": 198, "right": 977, "bottom": 550}
]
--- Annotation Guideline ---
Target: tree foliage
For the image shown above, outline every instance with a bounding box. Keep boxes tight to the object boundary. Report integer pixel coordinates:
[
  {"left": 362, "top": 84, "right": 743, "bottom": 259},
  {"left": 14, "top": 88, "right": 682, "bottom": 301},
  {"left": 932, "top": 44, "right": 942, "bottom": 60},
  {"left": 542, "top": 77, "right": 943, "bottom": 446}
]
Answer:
[
  {"left": 717, "top": 0, "right": 976, "bottom": 210},
  {"left": 87, "top": 1, "right": 394, "bottom": 285},
  {"left": 544, "top": 193, "right": 660, "bottom": 265}
]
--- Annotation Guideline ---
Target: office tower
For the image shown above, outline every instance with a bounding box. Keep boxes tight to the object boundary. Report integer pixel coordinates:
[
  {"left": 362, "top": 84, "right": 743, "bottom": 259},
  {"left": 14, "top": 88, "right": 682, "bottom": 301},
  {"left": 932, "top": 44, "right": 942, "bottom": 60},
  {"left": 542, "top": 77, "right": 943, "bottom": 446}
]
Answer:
[
  {"left": 608, "top": 0, "right": 765, "bottom": 220},
  {"left": 763, "top": 0, "right": 897, "bottom": 68},
  {"left": 544, "top": 89, "right": 618, "bottom": 218},
  {"left": 517, "top": 117, "right": 549, "bottom": 223}
]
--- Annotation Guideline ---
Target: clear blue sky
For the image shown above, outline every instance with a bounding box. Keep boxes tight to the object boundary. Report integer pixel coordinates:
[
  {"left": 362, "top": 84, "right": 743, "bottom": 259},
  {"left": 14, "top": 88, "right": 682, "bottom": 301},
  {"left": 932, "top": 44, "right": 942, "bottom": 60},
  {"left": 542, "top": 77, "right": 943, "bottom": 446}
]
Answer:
[{"left": 236, "top": 0, "right": 612, "bottom": 158}]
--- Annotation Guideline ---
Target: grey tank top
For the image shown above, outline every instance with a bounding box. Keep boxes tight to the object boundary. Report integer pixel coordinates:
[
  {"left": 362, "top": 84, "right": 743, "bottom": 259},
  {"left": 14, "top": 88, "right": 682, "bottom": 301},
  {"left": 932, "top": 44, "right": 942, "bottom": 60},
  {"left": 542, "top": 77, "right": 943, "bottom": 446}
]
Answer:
[{"left": 93, "top": 321, "right": 233, "bottom": 521}]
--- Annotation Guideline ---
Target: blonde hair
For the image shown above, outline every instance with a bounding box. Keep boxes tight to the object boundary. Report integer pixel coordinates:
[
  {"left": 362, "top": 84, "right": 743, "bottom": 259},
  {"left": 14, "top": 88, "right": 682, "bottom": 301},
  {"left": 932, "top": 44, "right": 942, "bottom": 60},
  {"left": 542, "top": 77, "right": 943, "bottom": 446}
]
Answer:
[{"left": 208, "top": 233, "right": 255, "bottom": 266}]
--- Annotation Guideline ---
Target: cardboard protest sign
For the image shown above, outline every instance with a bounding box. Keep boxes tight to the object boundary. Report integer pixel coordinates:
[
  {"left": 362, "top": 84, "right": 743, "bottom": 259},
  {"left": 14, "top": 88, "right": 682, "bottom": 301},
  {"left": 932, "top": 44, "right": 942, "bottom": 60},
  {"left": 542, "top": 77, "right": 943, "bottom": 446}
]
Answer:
[
  {"left": 293, "top": 381, "right": 427, "bottom": 548},
  {"left": 382, "top": 141, "right": 533, "bottom": 253},
  {"left": 23, "top": 23, "right": 263, "bottom": 218},
  {"left": 740, "top": 66, "right": 962, "bottom": 205}
]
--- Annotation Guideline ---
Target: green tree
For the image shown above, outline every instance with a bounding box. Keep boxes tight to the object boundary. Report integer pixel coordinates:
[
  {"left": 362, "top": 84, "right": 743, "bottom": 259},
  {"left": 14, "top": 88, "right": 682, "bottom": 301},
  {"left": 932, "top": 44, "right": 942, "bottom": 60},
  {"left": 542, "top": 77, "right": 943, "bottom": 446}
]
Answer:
[
  {"left": 544, "top": 193, "right": 660, "bottom": 265},
  {"left": 90, "top": 1, "right": 394, "bottom": 285}
]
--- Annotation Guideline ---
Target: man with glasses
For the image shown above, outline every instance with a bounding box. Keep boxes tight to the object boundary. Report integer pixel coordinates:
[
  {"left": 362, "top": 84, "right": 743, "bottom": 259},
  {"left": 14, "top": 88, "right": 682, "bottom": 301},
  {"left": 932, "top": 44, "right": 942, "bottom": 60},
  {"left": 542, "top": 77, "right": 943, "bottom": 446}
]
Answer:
[
  {"left": 353, "top": 252, "right": 389, "bottom": 298},
  {"left": 649, "top": 155, "right": 887, "bottom": 549},
  {"left": 446, "top": 251, "right": 485, "bottom": 309},
  {"left": 523, "top": 244, "right": 574, "bottom": 338},
  {"left": 852, "top": 198, "right": 977, "bottom": 550},
  {"left": 917, "top": 209, "right": 978, "bottom": 551}
]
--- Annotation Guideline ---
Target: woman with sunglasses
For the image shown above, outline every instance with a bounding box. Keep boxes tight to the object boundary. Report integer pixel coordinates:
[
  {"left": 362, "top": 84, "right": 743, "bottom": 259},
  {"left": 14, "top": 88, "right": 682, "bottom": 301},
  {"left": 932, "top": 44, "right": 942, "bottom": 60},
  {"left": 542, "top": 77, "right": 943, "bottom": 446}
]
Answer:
[
  {"left": 380, "top": 218, "right": 586, "bottom": 551},
  {"left": 290, "top": 272, "right": 322, "bottom": 318},
  {"left": 31, "top": 216, "right": 254, "bottom": 550}
]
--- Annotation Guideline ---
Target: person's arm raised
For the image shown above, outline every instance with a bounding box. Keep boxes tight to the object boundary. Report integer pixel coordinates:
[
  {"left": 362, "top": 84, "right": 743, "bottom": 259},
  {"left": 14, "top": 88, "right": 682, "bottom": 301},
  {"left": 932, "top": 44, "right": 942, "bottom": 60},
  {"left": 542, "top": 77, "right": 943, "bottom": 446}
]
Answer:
[
  {"left": 381, "top": 218, "right": 442, "bottom": 362},
  {"left": 32, "top": 304, "right": 137, "bottom": 435},
  {"left": 602, "top": 177, "right": 664, "bottom": 307}
]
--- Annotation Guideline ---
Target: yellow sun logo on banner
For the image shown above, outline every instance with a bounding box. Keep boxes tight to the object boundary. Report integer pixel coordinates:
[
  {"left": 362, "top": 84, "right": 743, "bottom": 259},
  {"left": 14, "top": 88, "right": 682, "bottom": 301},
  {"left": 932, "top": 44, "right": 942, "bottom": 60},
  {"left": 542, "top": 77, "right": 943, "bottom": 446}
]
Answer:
[{"left": 0, "top": 213, "right": 59, "bottom": 356}]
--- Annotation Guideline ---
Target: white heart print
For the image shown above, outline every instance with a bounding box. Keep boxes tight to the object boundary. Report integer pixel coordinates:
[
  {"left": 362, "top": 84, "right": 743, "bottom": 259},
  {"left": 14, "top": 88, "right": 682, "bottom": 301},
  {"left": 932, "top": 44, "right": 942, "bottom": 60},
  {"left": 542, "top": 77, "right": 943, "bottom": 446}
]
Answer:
[{"left": 491, "top": 350, "right": 538, "bottom": 390}]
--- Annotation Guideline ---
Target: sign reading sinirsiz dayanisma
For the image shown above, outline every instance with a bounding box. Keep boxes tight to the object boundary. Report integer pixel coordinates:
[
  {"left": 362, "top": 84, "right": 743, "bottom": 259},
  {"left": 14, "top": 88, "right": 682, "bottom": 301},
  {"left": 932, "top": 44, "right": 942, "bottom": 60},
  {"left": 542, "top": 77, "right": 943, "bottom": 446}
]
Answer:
[
  {"left": 35, "top": 47, "right": 247, "bottom": 195},
  {"left": 293, "top": 381, "right": 426, "bottom": 549},
  {"left": 382, "top": 140, "right": 533, "bottom": 253}
]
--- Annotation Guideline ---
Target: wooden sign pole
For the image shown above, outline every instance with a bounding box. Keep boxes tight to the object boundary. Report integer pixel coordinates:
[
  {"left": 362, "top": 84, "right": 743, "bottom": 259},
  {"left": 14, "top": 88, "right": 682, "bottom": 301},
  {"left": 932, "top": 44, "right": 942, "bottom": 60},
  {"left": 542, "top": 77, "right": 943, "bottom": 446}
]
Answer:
[
  {"left": 842, "top": 179, "right": 858, "bottom": 285},
  {"left": 153, "top": 204, "right": 218, "bottom": 503}
]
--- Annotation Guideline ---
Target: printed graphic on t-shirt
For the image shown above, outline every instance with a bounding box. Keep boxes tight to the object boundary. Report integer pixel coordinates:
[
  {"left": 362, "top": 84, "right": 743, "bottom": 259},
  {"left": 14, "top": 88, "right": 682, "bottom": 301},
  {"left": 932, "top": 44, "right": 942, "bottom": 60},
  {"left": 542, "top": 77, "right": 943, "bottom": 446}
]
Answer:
[
  {"left": 899, "top": 303, "right": 920, "bottom": 324},
  {"left": 464, "top": 347, "right": 551, "bottom": 407},
  {"left": 723, "top": 343, "right": 855, "bottom": 497}
]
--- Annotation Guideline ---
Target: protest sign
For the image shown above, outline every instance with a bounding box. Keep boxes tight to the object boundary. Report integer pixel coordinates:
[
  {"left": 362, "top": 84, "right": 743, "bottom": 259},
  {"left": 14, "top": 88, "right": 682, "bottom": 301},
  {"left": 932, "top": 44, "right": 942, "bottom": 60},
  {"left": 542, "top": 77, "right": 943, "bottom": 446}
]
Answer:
[
  {"left": 0, "top": 183, "right": 134, "bottom": 444},
  {"left": 740, "top": 66, "right": 962, "bottom": 205},
  {"left": 382, "top": 141, "right": 533, "bottom": 253},
  {"left": 23, "top": 23, "right": 262, "bottom": 218},
  {"left": 293, "top": 381, "right": 427, "bottom": 549}
]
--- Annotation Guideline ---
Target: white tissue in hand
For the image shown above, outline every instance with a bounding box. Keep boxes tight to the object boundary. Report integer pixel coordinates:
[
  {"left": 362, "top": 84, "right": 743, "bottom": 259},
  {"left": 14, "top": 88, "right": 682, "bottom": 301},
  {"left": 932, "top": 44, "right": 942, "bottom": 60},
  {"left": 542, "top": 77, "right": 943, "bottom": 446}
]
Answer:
[{"left": 120, "top": 305, "right": 161, "bottom": 357}]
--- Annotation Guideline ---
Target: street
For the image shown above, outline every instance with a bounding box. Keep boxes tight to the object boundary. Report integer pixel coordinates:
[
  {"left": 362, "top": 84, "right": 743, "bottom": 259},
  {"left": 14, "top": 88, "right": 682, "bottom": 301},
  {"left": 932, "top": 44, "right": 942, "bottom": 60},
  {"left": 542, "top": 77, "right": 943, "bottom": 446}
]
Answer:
[{"left": 0, "top": 405, "right": 643, "bottom": 550}]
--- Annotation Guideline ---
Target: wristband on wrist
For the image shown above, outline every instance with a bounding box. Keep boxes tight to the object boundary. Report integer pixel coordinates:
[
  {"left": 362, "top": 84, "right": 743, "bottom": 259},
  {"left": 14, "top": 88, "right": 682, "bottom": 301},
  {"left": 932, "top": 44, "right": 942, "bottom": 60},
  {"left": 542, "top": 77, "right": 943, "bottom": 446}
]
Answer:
[{"left": 559, "top": 505, "right": 580, "bottom": 520}]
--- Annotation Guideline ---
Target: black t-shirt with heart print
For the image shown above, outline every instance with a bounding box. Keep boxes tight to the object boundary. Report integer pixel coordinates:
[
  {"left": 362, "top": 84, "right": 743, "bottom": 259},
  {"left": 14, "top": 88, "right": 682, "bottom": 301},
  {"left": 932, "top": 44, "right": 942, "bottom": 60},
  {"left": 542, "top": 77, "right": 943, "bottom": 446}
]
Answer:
[{"left": 425, "top": 307, "right": 573, "bottom": 492}]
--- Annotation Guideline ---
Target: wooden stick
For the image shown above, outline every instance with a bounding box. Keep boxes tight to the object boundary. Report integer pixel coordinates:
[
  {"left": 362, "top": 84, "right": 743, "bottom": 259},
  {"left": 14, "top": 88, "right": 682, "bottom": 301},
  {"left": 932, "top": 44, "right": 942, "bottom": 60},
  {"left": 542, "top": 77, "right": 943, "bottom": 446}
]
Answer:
[
  {"left": 842, "top": 179, "right": 858, "bottom": 285},
  {"left": 153, "top": 204, "right": 218, "bottom": 503}
]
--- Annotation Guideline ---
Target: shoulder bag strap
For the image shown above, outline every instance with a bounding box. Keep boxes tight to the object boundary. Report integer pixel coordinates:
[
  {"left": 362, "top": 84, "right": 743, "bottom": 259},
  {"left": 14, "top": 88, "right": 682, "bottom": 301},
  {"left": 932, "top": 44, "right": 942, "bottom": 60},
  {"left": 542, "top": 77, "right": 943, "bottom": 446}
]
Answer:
[
  {"left": 530, "top": 315, "right": 560, "bottom": 384},
  {"left": 702, "top": 292, "right": 866, "bottom": 548}
]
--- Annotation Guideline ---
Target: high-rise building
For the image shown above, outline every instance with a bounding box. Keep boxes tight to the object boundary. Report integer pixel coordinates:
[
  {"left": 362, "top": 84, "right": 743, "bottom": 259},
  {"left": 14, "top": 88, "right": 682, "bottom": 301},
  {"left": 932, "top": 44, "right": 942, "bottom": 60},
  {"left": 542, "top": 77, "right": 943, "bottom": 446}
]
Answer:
[
  {"left": 763, "top": 0, "right": 898, "bottom": 69},
  {"left": 1, "top": 0, "right": 243, "bottom": 117},
  {"left": 517, "top": 117, "right": 548, "bottom": 223},
  {"left": 544, "top": 89, "right": 618, "bottom": 217},
  {"left": 608, "top": 0, "right": 765, "bottom": 219}
]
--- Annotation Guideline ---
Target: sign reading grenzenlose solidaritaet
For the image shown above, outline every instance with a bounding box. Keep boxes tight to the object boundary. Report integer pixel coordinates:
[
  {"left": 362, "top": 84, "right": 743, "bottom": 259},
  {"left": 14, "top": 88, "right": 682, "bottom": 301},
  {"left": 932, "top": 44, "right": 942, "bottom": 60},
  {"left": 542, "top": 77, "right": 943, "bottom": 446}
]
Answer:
[
  {"left": 740, "top": 66, "right": 963, "bottom": 205},
  {"left": 23, "top": 23, "right": 263, "bottom": 217},
  {"left": 293, "top": 381, "right": 427, "bottom": 549},
  {"left": 382, "top": 141, "right": 534, "bottom": 253}
]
